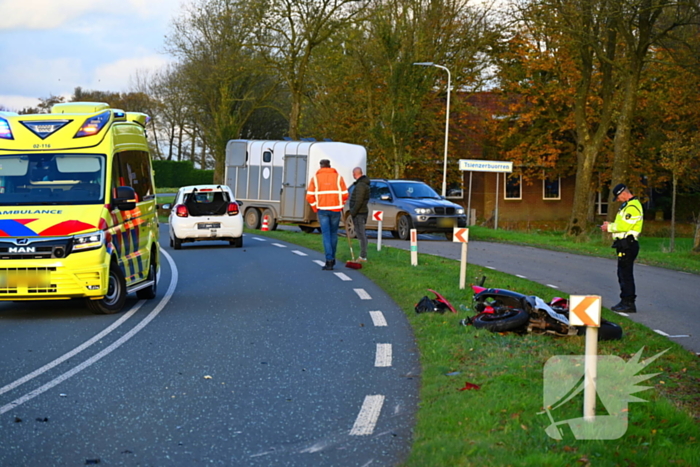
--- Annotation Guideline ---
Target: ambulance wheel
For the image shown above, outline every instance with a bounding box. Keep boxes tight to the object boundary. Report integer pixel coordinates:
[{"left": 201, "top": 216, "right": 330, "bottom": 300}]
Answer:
[
  {"left": 136, "top": 254, "right": 158, "bottom": 299},
  {"left": 472, "top": 308, "right": 529, "bottom": 332},
  {"left": 87, "top": 262, "right": 126, "bottom": 314},
  {"left": 245, "top": 208, "right": 261, "bottom": 229}
]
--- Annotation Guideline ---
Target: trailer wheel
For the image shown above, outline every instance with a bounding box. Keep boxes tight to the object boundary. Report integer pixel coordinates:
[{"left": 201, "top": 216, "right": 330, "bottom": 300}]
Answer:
[
  {"left": 245, "top": 208, "right": 261, "bottom": 229},
  {"left": 300, "top": 226, "right": 315, "bottom": 234},
  {"left": 262, "top": 209, "right": 277, "bottom": 231}
]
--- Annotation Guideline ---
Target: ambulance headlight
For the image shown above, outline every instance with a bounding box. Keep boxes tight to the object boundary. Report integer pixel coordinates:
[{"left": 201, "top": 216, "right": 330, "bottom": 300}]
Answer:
[{"left": 72, "top": 231, "right": 105, "bottom": 252}]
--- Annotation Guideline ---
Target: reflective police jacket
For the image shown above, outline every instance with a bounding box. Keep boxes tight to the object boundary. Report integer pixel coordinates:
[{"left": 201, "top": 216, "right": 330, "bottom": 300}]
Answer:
[
  {"left": 607, "top": 197, "right": 644, "bottom": 239},
  {"left": 306, "top": 167, "right": 348, "bottom": 212}
]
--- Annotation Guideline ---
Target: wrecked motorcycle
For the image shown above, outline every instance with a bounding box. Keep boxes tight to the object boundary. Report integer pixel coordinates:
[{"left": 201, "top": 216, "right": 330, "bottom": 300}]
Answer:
[{"left": 468, "top": 283, "right": 622, "bottom": 341}]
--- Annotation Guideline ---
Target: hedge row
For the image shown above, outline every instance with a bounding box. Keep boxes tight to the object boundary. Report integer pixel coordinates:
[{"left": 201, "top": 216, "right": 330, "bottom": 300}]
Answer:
[{"left": 153, "top": 160, "right": 213, "bottom": 188}]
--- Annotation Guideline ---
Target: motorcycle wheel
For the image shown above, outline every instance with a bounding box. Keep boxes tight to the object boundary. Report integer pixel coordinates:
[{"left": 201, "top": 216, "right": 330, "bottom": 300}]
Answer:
[{"left": 472, "top": 308, "right": 529, "bottom": 332}]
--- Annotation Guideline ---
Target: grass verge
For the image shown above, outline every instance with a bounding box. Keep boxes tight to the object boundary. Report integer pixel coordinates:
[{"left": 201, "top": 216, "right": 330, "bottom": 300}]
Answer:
[{"left": 248, "top": 226, "right": 700, "bottom": 466}]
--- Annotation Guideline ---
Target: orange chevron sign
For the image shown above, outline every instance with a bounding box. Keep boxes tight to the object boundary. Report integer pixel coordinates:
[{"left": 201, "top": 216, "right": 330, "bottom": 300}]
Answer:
[
  {"left": 453, "top": 228, "right": 469, "bottom": 243},
  {"left": 570, "top": 295, "right": 601, "bottom": 327}
]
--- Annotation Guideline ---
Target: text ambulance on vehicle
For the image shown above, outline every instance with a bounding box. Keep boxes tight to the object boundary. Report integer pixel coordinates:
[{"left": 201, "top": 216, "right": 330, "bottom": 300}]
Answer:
[{"left": 0, "top": 102, "right": 159, "bottom": 314}]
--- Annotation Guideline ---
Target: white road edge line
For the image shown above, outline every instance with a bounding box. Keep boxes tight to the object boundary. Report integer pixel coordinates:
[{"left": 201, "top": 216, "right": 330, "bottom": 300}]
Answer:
[
  {"left": 375, "top": 344, "right": 392, "bottom": 367},
  {"left": 516, "top": 274, "right": 527, "bottom": 279},
  {"left": 334, "top": 272, "right": 352, "bottom": 281},
  {"left": 654, "top": 329, "right": 690, "bottom": 338},
  {"left": 354, "top": 288, "right": 372, "bottom": 300},
  {"left": 349, "top": 395, "right": 385, "bottom": 436},
  {"left": 547, "top": 284, "right": 559, "bottom": 289},
  {"left": 292, "top": 250, "right": 308, "bottom": 256},
  {"left": 369, "top": 311, "right": 387, "bottom": 327},
  {"left": 0, "top": 249, "right": 179, "bottom": 415},
  {"left": 0, "top": 301, "right": 146, "bottom": 397}
]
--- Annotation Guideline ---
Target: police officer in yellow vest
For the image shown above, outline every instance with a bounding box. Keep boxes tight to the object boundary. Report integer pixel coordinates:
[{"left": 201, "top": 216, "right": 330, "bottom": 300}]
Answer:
[{"left": 600, "top": 183, "right": 644, "bottom": 313}]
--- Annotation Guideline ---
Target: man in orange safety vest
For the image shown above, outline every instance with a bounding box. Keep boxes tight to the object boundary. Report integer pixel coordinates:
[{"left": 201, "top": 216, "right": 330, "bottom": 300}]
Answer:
[{"left": 306, "top": 159, "right": 348, "bottom": 270}]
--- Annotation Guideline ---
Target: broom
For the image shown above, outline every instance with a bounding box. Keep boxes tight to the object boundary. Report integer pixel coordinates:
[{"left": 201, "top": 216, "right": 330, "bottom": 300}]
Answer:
[{"left": 345, "top": 231, "right": 363, "bottom": 269}]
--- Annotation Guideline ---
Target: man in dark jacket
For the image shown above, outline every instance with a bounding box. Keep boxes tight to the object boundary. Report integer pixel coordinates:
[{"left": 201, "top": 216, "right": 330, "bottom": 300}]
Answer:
[{"left": 348, "top": 167, "right": 370, "bottom": 261}]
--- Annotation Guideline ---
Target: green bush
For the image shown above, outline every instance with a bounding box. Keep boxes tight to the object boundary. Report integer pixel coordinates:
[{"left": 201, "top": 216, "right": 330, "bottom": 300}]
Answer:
[{"left": 153, "top": 160, "right": 213, "bottom": 188}]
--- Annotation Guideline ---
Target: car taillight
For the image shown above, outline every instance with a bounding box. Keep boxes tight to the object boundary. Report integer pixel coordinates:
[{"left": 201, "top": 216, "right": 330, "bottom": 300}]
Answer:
[
  {"left": 175, "top": 204, "right": 188, "bottom": 217},
  {"left": 227, "top": 202, "right": 240, "bottom": 216}
]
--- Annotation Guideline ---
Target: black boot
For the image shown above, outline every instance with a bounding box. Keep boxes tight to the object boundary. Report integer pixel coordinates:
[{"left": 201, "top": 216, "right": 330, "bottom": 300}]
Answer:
[
  {"left": 611, "top": 301, "right": 626, "bottom": 312},
  {"left": 322, "top": 260, "right": 334, "bottom": 271},
  {"left": 615, "top": 299, "right": 636, "bottom": 313}
]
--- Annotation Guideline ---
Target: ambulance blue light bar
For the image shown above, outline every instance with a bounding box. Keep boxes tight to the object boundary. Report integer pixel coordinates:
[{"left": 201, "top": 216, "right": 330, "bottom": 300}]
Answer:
[
  {"left": 75, "top": 111, "right": 111, "bottom": 138},
  {"left": 0, "top": 116, "right": 13, "bottom": 140}
]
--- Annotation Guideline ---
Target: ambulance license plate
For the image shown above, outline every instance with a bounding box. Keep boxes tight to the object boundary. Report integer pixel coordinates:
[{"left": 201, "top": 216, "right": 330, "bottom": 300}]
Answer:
[{"left": 198, "top": 223, "right": 221, "bottom": 229}]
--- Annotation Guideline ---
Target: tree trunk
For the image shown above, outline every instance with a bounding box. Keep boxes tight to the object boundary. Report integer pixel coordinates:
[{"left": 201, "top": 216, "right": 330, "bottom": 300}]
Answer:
[
  {"left": 289, "top": 91, "right": 301, "bottom": 140},
  {"left": 608, "top": 66, "right": 642, "bottom": 219},
  {"left": 568, "top": 145, "right": 598, "bottom": 236},
  {"left": 693, "top": 216, "right": 700, "bottom": 253}
]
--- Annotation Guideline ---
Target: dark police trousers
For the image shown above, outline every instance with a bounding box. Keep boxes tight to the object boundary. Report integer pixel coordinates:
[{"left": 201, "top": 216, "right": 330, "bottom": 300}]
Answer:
[{"left": 615, "top": 236, "right": 639, "bottom": 301}]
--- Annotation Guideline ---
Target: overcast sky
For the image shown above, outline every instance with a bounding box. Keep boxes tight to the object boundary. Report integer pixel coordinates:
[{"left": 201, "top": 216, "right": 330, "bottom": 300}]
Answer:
[{"left": 0, "top": 0, "right": 188, "bottom": 112}]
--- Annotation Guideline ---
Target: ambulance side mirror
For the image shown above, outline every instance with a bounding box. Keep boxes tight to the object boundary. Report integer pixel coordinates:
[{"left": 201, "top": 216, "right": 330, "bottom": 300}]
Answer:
[{"left": 113, "top": 186, "right": 137, "bottom": 211}]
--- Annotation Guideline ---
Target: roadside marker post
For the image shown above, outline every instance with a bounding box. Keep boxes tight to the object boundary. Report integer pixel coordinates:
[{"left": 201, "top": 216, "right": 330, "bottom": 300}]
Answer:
[
  {"left": 453, "top": 228, "right": 469, "bottom": 289},
  {"left": 373, "top": 210, "right": 384, "bottom": 251},
  {"left": 410, "top": 229, "right": 418, "bottom": 266},
  {"left": 570, "top": 295, "right": 602, "bottom": 421}
]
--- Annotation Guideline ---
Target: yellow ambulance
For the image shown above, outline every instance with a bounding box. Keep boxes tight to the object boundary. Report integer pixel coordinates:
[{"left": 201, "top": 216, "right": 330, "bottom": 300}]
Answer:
[{"left": 0, "top": 102, "right": 159, "bottom": 314}]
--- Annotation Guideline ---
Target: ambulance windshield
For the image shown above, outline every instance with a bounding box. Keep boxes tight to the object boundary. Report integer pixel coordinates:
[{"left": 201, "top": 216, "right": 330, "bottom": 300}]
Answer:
[{"left": 0, "top": 154, "right": 106, "bottom": 205}]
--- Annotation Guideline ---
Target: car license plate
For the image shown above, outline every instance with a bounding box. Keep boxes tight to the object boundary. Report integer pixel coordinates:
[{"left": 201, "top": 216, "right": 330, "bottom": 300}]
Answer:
[
  {"left": 437, "top": 218, "right": 456, "bottom": 228},
  {"left": 198, "top": 223, "right": 221, "bottom": 229}
]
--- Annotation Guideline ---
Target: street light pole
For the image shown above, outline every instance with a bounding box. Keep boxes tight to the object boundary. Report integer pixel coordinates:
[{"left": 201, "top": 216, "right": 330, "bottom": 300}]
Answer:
[{"left": 414, "top": 61, "right": 451, "bottom": 197}]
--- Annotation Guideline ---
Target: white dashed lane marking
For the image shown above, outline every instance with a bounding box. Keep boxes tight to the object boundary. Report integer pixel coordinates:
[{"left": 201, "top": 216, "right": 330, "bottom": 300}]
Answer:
[
  {"left": 354, "top": 288, "right": 372, "bottom": 300},
  {"left": 349, "top": 395, "right": 385, "bottom": 436},
  {"left": 375, "top": 344, "right": 392, "bottom": 367},
  {"left": 369, "top": 311, "right": 387, "bottom": 327},
  {"left": 334, "top": 272, "right": 352, "bottom": 281},
  {"left": 313, "top": 260, "right": 325, "bottom": 267},
  {"left": 547, "top": 284, "right": 559, "bottom": 289},
  {"left": 516, "top": 274, "right": 527, "bottom": 279},
  {"left": 292, "top": 250, "right": 307, "bottom": 256},
  {"left": 272, "top": 243, "right": 287, "bottom": 248},
  {"left": 253, "top": 237, "right": 266, "bottom": 242}
]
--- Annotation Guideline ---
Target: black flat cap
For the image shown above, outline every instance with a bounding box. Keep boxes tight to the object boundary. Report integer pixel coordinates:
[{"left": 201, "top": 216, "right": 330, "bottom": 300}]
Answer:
[{"left": 612, "top": 183, "right": 627, "bottom": 200}]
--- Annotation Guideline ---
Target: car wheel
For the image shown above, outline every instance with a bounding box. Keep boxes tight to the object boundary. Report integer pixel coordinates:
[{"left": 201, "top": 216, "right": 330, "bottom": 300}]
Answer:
[
  {"left": 245, "top": 208, "right": 262, "bottom": 229},
  {"left": 445, "top": 230, "right": 454, "bottom": 241},
  {"left": 229, "top": 236, "right": 243, "bottom": 248},
  {"left": 136, "top": 253, "right": 158, "bottom": 299},
  {"left": 262, "top": 209, "right": 277, "bottom": 231},
  {"left": 173, "top": 236, "right": 182, "bottom": 250},
  {"left": 86, "top": 261, "right": 127, "bottom": 314},
  {"left": 397, "top": 214, "right": 413, "bottom": 241},
  {"left": 344, "top": 214, "right": 356, "bottom": 238}
]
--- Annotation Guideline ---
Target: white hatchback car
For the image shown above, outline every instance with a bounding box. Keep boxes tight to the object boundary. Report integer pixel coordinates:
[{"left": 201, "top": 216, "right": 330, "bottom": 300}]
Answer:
[{"left": 165, "top": 185, "right": 243, "bottom": 249}]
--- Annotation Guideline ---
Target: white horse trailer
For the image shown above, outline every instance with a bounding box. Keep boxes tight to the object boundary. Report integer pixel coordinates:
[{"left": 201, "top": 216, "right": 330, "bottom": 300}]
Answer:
[{"left": 224, "top": 140, "right": 367, "bottom": 232}]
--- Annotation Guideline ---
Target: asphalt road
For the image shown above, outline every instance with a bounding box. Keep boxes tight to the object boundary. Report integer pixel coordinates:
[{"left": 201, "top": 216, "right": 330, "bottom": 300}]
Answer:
[
  {"left": 359, "top": 230, "right": 700, "bottom": 356},
  {"left": 0, "top": 225, "right": 419, "bottom": 466}
]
